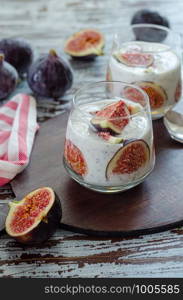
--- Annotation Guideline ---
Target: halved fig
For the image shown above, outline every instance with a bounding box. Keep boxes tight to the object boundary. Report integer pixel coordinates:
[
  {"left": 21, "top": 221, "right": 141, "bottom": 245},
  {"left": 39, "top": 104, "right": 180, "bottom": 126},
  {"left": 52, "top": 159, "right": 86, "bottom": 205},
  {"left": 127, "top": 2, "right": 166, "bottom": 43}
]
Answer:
[
  {"left": 27, "top": 49, "right": 73, "bottom": 99},
  {"left": 106, "top": 139, "right": 150, "bottom": 179},
  {"left": 114, "top": 52, "right": 154, "bottom": 67},
  {"left": 106, "top": 67, "right": 112, "bottom": 81},
  {"left": 124, "top": 82, "right": 167, "bottom": 109},
  {"left": 97, "top": 132, "right": 123, "bottom": 144},
  {"left": 0, "top": 38, "right": 33, "bottom": 76},
  {"left": 64, "top": 139, "right": 88, "bottom": 176},
  {"left": 175, "top": 80, "right": 182, "bottom": 103},
  {"left": 91, "top": 100, "right": 130, "bottom": 134},
  {"left": 64, "top": 29, "right": 104, "bottom": 59},
  {"left": 5, "top": 187, "right": 61, "bottom": 245}
]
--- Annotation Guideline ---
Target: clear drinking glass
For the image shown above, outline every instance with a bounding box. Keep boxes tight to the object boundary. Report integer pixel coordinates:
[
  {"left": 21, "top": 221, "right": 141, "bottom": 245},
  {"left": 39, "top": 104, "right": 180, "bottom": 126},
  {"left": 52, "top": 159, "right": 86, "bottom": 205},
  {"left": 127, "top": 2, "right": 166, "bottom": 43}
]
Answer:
[
  {"left": 63, "top": 81, "right": 155, "bottom": 193},
  {"left": 107, "top": 24, "right": 182, "bottom": 120}
]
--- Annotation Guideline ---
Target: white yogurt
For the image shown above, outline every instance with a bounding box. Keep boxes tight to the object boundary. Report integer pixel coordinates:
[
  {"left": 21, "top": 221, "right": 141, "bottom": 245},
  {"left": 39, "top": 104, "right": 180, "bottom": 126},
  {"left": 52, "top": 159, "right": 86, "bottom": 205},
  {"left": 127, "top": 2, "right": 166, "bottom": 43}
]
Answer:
[
  {"left": 65, "top": 99, "right": 155, "bottom": 187},
  {"left": 108, "top": 41, "right": 181, "bottom": 118}
]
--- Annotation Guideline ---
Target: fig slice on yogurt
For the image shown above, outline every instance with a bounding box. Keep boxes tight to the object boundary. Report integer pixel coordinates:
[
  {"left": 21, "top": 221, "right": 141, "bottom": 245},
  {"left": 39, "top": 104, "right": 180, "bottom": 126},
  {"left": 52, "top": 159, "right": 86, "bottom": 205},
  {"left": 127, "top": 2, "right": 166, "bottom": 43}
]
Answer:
[
  {"left": 91, "top": 100, "right": 130, "bottom": 134},
  {"left": 106, "top": 67, "right": 113, "bottom": 81},
  {"left": 106, "top": 139, "right": 150, "bottom": 179},
  {"left": 123, "top": 81, "right": 167, "bottom": 109},
  {"left": 5, "top": 187, "right": 61, "bottom": 245},
  {"left": 114, "top": 52, "right": 154, "bottom": 67}
]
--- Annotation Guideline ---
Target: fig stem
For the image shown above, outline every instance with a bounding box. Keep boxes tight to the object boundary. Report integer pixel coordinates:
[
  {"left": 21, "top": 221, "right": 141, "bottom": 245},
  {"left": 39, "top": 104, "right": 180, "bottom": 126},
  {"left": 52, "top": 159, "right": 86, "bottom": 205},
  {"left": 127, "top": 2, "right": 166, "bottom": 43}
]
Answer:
[
  {"left": 49, "top": 49, "right": 58, "bottom": 57},
  {"left": 92, "top": 47, "right": 104, "bottom": 56}
]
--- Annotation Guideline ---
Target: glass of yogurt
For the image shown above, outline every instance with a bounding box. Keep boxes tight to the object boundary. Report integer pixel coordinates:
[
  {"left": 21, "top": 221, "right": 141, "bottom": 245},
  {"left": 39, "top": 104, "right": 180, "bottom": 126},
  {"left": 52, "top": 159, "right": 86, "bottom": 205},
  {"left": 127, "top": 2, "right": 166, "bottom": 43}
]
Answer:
[
  {"left": 107, "top": 24, "right": 182, "bottom": 119},
  {"left": 63, "top": 81, "right": 155, "bottom": 193}
]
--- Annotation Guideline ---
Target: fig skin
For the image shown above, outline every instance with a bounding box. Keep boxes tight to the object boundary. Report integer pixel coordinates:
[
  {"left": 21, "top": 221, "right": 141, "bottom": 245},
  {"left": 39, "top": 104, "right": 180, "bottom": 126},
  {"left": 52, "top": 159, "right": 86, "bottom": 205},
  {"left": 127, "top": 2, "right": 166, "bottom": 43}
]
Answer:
[
  {"left": 131, "top": 10, "right": 170, "bottom": 42},
  {"left": 0, "top": 54, "right": 18, "bottom": 100},
  {"left": 131, "top": 9, "right": 170, "bottom": 28},
  {"left": 97, "top": 132, "right": 123, "bottom": 144},
  {"left": 0, "top": 38, "right": 33, "bottom": 75},
  {"left": 64, "top": 29, "right": 105, "bottom": 60},
  {"left": 28, "top": 49, "right": 73, "bottom": 99},
  {"left": 5, "top": 187, "right": 62, "bottom": 245},
  {"left": 91, "top": 100, "right": 130, "bottom": 134},
  {"left": 64, "top": 139, "right": 88, "bottom": 176},
  {"left": 72, "top": 54, "right": 97, "bottom": 61}
]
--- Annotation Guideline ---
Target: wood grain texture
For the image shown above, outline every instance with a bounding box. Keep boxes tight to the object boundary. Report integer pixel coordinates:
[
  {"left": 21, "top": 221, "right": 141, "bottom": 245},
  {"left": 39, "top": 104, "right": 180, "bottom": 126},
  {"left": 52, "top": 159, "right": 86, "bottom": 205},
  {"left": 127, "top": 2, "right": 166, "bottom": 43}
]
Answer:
[
  {"left": 1, "top": 0, "right": 183, "bottom": 277},
  {"left": 11, "top": 113, "right": 183, "bottom": 236}
]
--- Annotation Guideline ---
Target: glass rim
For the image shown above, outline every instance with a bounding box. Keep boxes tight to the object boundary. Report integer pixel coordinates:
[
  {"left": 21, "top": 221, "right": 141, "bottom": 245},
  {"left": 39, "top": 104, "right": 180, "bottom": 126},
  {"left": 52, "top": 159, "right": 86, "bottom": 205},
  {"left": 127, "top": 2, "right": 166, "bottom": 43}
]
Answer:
[
  {"left": 73, "top": 80, "right": 150, "bottom": 120},
  {"left": 132, "top": 23, "right": 174, "bottom": 32},
  {"left": 113, "top": 23, "right": 182, "bottom": 53}
]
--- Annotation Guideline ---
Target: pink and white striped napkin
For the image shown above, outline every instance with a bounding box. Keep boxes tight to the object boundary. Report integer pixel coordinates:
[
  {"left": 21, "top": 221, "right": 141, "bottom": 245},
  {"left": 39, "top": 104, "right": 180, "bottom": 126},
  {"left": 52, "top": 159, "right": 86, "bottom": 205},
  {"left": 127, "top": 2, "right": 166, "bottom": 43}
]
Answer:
[{"left": 0, "top": 93, "right": 38, "bottom": 186}]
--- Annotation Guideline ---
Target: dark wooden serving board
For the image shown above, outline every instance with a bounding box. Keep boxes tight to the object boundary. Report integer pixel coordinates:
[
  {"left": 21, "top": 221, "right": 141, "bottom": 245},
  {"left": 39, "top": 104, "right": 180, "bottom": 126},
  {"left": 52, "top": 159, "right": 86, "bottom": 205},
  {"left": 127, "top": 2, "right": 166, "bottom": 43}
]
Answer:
[{"left": 10, "top": 113, "right": 183, "bottom": 237}]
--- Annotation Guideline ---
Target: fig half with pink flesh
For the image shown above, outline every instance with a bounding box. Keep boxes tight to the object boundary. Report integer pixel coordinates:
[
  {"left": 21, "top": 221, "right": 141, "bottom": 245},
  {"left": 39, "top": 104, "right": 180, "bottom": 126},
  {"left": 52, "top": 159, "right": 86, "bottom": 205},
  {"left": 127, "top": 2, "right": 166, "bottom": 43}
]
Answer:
[
  {"left": 123, "top": 81, "right": 167, "bottom": 109},
  {"left": 64, "top": 29, "right": 104, "bottom": 59},
  {"left": 91, "top": 100, "right": 130, "bottom": 134},
  {"left": 114, "top": 52, "right": 154, "bottom": 67},
  {"left": 27, "top": 49, "right": 73, "bottom": 99},
  {"left": 5, "top": 187, "right": 61, "bottom": 245},
  {"left": 175, "top": 80, "right": 182, "bottom": 103},
  {"left": 106, "top": 139, "right": 150, "bottom": 179},
  {"left": 64, "top": 139, "right": 88, "bottom": 176}
]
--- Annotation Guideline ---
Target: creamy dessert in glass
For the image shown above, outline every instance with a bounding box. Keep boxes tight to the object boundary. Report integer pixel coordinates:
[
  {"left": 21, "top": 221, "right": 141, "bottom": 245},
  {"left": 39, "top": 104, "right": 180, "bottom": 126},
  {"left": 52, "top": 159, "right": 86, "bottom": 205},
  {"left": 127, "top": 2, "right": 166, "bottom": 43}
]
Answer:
[
  {"left": 63, "top": 81, "right": 155, "bottom": 193},
  {"left": 107, "top": 24, "right": 182, "bottom": 119}
]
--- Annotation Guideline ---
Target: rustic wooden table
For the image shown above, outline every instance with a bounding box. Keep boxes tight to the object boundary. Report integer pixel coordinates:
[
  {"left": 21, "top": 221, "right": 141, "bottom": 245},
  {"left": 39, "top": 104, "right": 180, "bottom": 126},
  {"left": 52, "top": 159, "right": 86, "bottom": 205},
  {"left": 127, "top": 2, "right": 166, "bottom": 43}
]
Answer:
[{"left": 1, "top": 0, "right": 183, "bottom": 278}]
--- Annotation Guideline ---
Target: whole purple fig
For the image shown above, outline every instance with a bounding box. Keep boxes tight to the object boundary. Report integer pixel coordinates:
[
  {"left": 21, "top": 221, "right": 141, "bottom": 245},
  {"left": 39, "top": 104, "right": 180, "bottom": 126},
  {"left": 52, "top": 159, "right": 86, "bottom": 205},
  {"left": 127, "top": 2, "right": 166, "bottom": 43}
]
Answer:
[
  {"left": 0, "top": 53, "right": 18, "bottom": 100},
  {"left": 0, "top": 38, "right": 33, "bottom": 75},
  {"left": 27, "top": 49, "right": 73, "bottom": 99}
]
